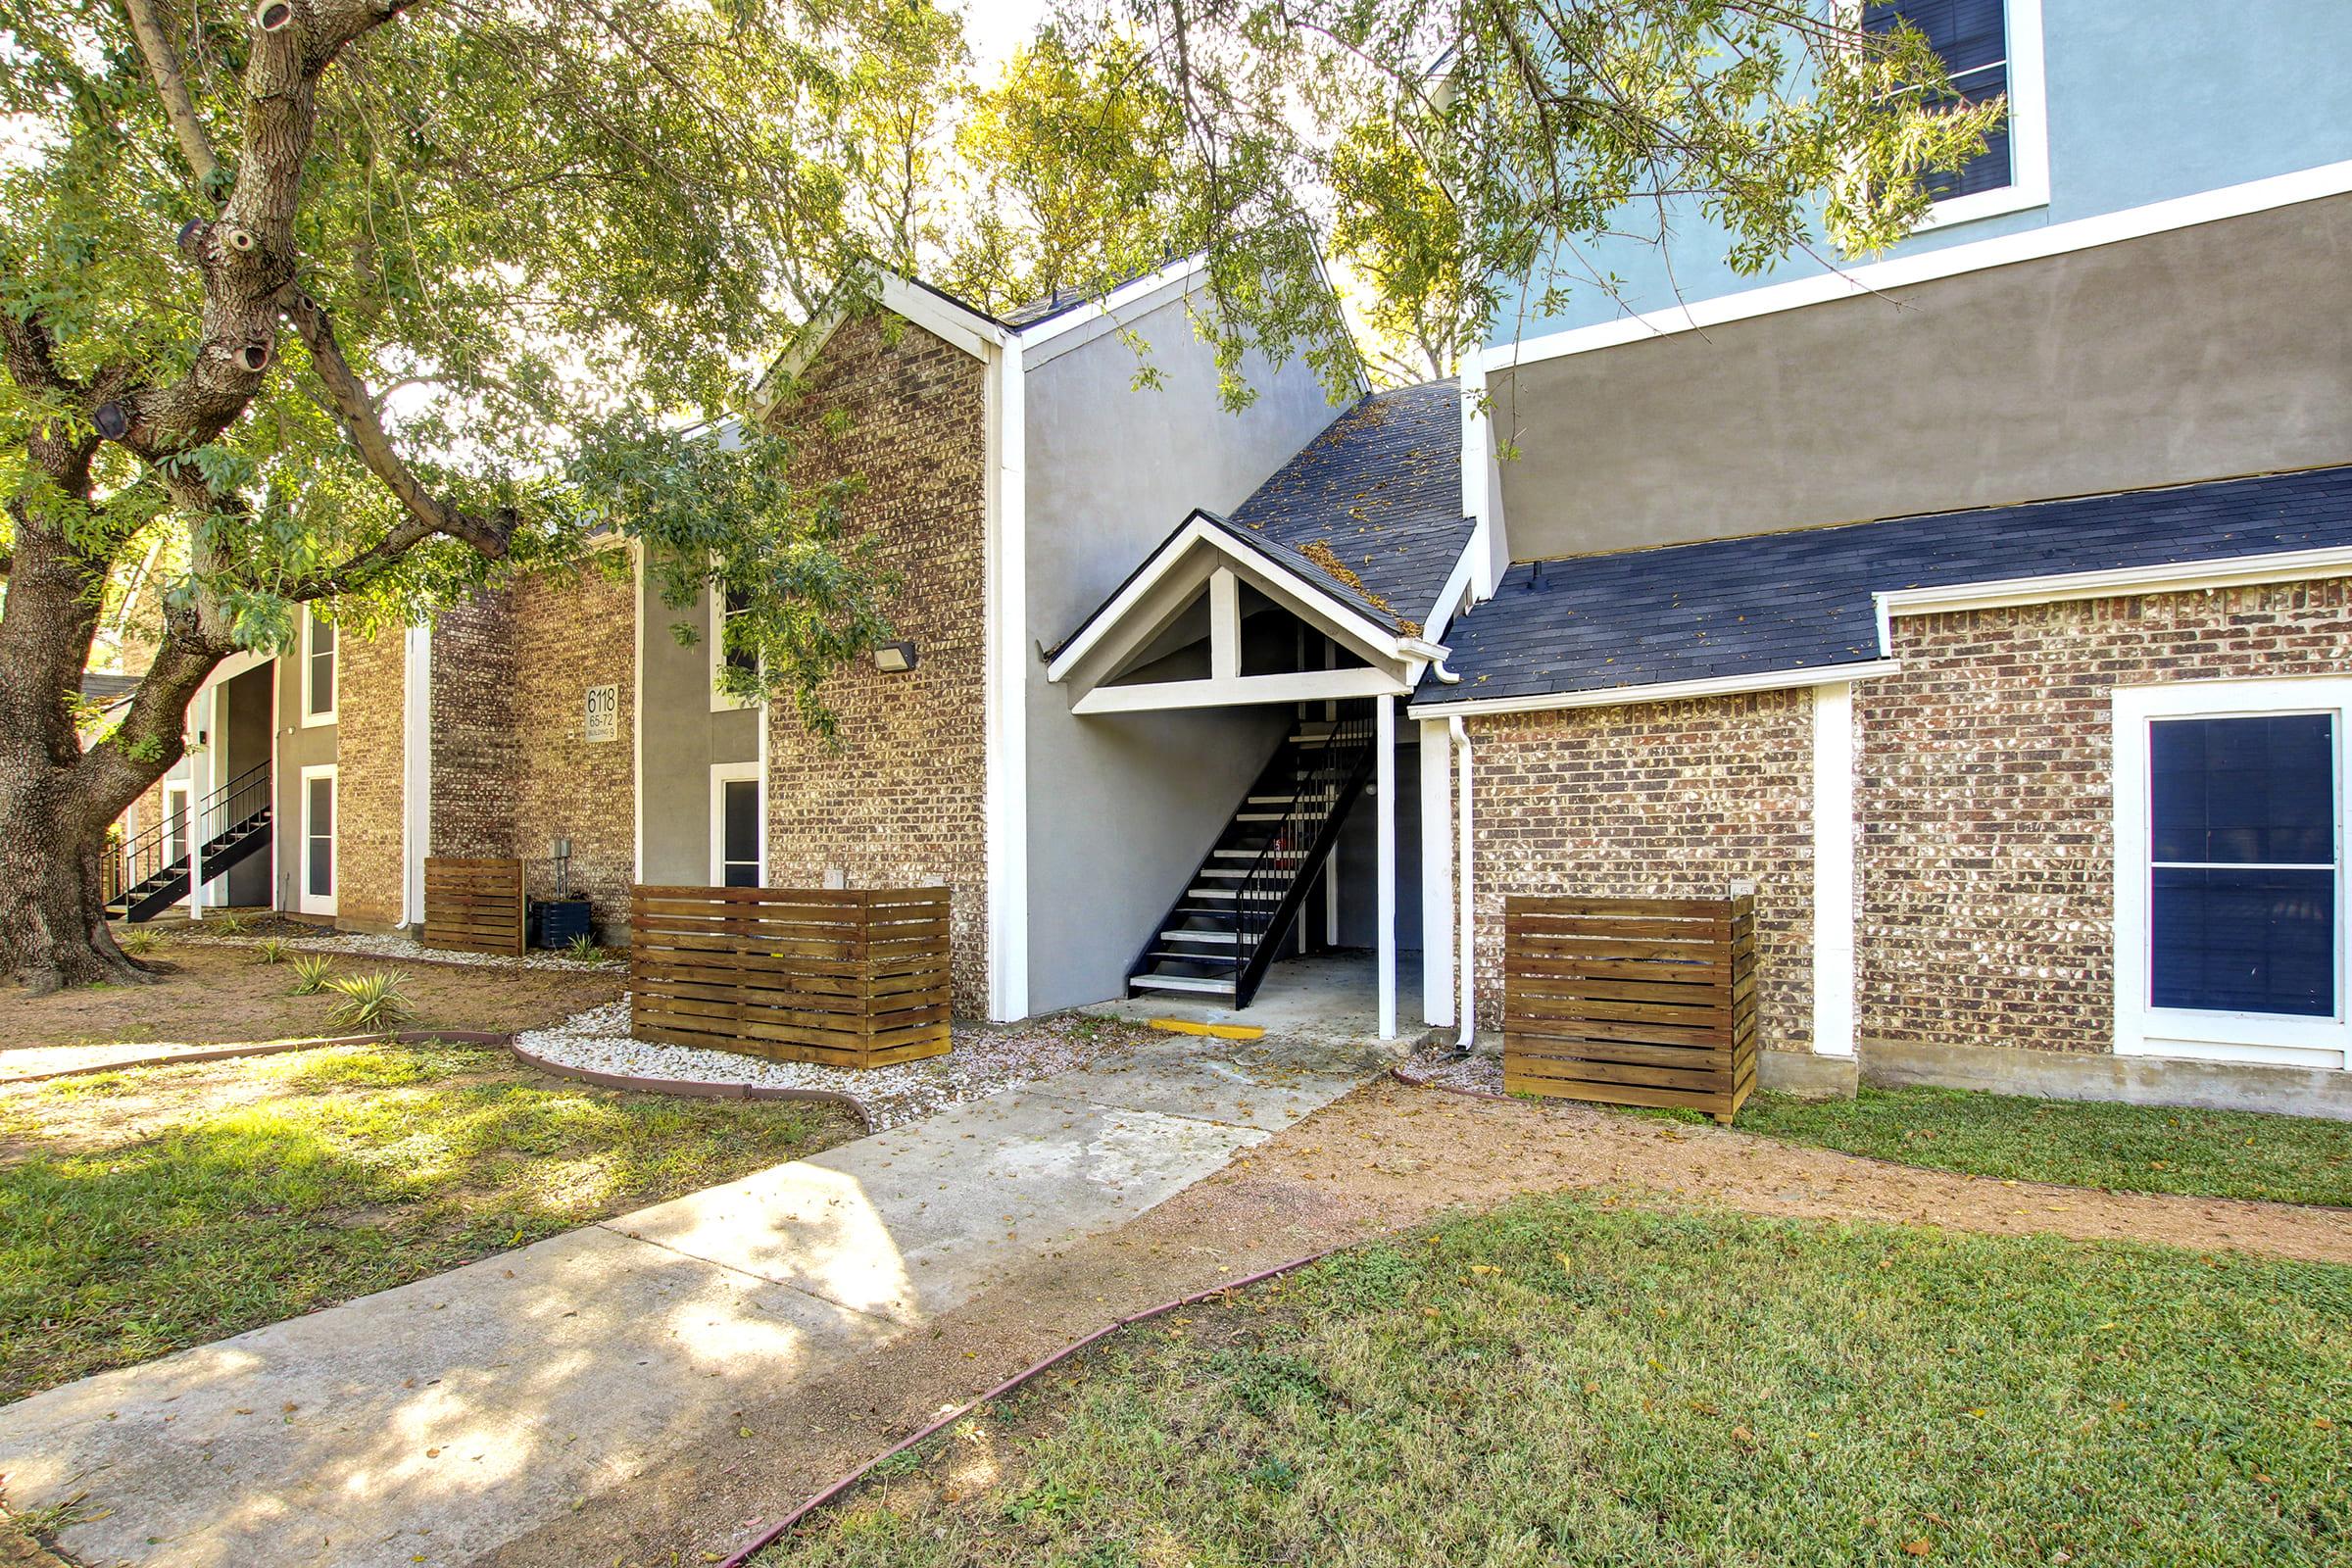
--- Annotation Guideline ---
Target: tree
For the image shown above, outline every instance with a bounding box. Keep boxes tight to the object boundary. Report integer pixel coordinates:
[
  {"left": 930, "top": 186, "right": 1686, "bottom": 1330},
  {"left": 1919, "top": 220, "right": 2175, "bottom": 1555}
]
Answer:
[
  {"left": 0, "top": 0, "right": 960, "bottom": 991},
  {"left": 997, "top": 0, "right": 2000, "bottom": 401}
]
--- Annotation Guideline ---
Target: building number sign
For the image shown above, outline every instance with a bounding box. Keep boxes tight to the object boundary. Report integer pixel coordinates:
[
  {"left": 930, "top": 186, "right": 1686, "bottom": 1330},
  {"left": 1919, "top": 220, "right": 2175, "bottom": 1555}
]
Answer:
[{"left": 583, "top": 684, "right": 618, "bottom": 744}]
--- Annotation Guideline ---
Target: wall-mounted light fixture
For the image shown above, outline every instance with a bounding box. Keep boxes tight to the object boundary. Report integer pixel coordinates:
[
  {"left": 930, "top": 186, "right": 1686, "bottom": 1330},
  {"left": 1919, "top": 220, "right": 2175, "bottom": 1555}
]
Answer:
[{"left": 873, "top": 640, "right": 918, "bottom": 673}]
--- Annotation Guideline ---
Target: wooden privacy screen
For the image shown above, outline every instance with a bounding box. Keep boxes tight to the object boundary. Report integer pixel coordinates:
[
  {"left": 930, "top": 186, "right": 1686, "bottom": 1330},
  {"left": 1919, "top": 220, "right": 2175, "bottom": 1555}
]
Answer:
[
  {"left": 1502, "top": 894, "right": 1758, "bottom": 1124},
  {"left": 629, "top": 886, "right": 953, "bottom": 1068},
  {"left": 421, "top": 858, "right": 526, "bottom": 956}
]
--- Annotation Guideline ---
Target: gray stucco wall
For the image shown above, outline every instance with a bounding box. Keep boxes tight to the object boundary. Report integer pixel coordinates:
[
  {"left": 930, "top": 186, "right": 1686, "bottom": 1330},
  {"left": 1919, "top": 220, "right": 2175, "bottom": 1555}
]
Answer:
[
  {"left": 1023, "top": 293, "right": 1349, "bottom": 1011},
  {"left": 1496, "top": 194, "right": 2352, "bottom": 560},
  {"left": 638, "top": 569, "right": 760, "bottom": 887}
]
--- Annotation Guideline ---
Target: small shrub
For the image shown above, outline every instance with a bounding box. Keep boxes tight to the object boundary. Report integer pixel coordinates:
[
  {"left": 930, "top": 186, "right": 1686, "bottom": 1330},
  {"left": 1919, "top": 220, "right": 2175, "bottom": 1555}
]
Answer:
[
  {"left": 564, "top": 932, "right": 603, "bottom": 963},
  {"left": 323, "top": 970, "right": 417, "bottom": 1033},
  {"left": 288, "top": 955, "right": 334, "bottom": 996},
  {"left": 211, "top": 911, "right": 249, "bottom": 937},
  {"left": 251, "top": 937, "right": 292, "bottom": 964},
  {"left": 118, "top": 928, "right": 162, "bottom": 958}
]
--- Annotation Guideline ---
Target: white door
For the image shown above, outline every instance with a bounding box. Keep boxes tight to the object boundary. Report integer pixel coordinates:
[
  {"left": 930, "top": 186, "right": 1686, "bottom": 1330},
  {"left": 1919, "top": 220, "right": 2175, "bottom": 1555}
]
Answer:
[{"left": 300, "top": 765, "right": 338, "bottom": 916}]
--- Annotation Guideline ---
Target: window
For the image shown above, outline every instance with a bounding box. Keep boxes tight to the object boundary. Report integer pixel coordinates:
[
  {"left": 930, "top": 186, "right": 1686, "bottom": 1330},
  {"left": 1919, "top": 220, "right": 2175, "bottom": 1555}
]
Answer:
[
  {"left": 710, "top": 763, "right": 763, "bottom": 887},
  {"left": 2147, "top": 715, "right": 2335, "bottom": 1017},
  {"left": 162, "top": 782, "right": 191, "bottom": 867},
  {"left": 302, "top": 609, "right": 337, "bottom": 725},
  {"left": 300, "top": 764, "right": 338, "bottom": 915},
  {"left": 711, "top": 584, "right": 760, "bottom": 711},
  {"left": 1861, "top": 0, "right": 2046, "bottom": 225},
  {"left": 2114, "top": 681, "right": 2351, "bottom": 1070}
]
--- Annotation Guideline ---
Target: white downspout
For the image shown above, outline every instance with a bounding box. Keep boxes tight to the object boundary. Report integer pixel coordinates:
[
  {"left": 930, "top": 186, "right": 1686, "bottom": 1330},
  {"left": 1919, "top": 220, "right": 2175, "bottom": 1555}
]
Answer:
[{"left": 1449, "top": 715, "right": 1475, "bottom": 1051}]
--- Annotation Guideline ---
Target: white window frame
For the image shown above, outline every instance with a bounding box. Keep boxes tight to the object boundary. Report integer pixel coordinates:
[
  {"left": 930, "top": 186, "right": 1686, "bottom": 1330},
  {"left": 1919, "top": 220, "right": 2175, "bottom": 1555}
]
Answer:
[
  {"left": 1875, "top": 0, "right": 2050, "bottom": 233},
  {"left": 710, "top": 584, "right": 758, "bottom": 712},
  {"left": 2112, "top": 677, "right": 2352, "bottom": 1071},
  {"left": 301, "top": 609, "right": 338, "bottom": 727},
  {"left": 709, "top": 760, "right": 764, "bottom": 888},
  {"left": 161, "top": 781, "right": 191, "bottom": 867},
  {"left": 299, "top": 762, "right": 339, "bottom": 917}
]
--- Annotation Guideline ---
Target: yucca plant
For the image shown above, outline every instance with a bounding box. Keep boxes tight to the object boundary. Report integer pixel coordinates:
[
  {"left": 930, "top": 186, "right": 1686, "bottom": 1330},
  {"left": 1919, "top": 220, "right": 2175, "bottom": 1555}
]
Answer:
[
  {"left": 289, "top": 955, "right": 335, "bottom": 996},
  {"left": 251, "top": 937, "right": 292, "bottom": 964},
  {"left": 119, "top": 928, "right": 161, "bottom": 958},
  {"left": 212, "top": 911, "right": 249, "bottom": 937},
  {"left": 564, "top": 932, "right": 603, "bottom": 963},
  {"left": 324, "top": 970, "right": 416, "bottom": 1033}
]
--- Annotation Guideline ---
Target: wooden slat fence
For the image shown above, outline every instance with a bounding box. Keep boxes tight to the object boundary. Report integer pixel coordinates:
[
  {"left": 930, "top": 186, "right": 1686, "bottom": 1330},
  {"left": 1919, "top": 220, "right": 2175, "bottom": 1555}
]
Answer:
[
  {"left": 629, "top": 886, "right": 952, "bottom": 1068},
  {"left": 422, "top": 858, "right": 525, "bottom": 956},
  {"left": 1502, "top": 893, "right": 1757, "bottom": 1124}
]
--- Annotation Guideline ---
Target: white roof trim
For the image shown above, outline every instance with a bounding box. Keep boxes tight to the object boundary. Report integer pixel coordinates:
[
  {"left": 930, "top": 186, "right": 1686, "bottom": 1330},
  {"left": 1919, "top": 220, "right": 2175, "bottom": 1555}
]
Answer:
[
  {"left": 1483, "top": 159, "right": 2352, "bottom": 373},
  {"left": 1408, "top": 661, "right": 1902, "bottom": 720},
  {"left": 1872, "top": 544, "right": 2352, "bottom": 652},
  {"left": 1012, "top": 256, "right": 1211, "bottom": 356},
  {"left": 1045, "top": 512, "right": 1431, "bottom": 686},
  {"left": 751, "top": 273, "right": 1007, "bottom": 416}
]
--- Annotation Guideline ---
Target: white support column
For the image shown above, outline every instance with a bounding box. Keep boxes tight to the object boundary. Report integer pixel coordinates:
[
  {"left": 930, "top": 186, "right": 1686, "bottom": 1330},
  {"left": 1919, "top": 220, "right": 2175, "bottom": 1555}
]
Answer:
[
  {"left": 1375, "top": 694, "right": 1397, "bottom": 1039},
  {"left": 1419, "top": 717, "right": 1454, "bottom": 1027},
  {"left": 402, "top": 624, "right": 432, "bottom": 927},
  {"left": 1811, "top": 682, "right": 1858, "bottom": 1057},
  {"left": 1207, "top": 566, "right": 1241, "bottom": 682},
  {"left": 186, "top": 682, "right": 212, "bottom": 918}
]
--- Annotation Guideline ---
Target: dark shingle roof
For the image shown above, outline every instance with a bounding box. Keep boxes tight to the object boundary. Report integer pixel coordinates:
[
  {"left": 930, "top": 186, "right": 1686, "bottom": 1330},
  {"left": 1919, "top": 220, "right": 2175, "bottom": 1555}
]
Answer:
[
  {"left": 1417, "top": 465, "right": 2352, "bottom": 707},
  {"left": 80, "top": 672, "right": 140, "bottom": 708},
  {"left": 1227, "top": 378, "right": 1473, "bottom": 634}
]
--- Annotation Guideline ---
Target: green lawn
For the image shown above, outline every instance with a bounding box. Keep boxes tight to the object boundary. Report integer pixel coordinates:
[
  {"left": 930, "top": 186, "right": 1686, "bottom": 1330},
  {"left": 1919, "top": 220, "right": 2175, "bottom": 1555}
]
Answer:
[
  {"left": 770, "top": 1196, "right": 2352, "bottom": 1567},
  {"left": 1727, "top": 1086, "right": 2352, "bottom": 1208},
  {"left": 0, "top": 1043, "right": 854, "bottom": 1398}
]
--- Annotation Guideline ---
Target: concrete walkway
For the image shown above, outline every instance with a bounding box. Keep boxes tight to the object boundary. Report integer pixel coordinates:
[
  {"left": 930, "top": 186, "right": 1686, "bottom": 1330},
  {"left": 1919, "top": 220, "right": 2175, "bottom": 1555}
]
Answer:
[{"left": 0, "top": 1032, "right": 1389, "bottom": 1568}]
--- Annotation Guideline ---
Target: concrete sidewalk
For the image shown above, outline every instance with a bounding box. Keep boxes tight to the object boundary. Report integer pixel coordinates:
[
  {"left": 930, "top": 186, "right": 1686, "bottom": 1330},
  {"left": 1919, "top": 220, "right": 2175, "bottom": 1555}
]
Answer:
[{"left": 0, "top": 1032, "right": 1389, "bottom": 1568}]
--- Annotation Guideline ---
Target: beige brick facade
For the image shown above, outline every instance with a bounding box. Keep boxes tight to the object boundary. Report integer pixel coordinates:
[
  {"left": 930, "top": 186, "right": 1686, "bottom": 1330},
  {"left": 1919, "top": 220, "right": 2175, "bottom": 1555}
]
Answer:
[
  {"left": 1856, "top": 580, "right": 2352, "bottom": 1054},
  {"left": 764, "top": 313, "right": 992, "bottom": 1016},
  {"left": 510, "top": 561, "right": 638, "bottom": 937},
  {"left": 427, "top": 591, "right": 519, "bottom": 860},
  {"left": 334, "top": 626, "right": 408, "bottom": 931},
  {"left": 1465, "top": 690, "right": 1816, "bottom": 1054}
]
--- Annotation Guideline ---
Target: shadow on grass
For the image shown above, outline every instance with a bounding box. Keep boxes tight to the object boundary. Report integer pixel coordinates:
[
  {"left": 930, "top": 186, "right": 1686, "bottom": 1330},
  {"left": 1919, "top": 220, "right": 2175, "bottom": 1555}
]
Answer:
[{"left": 0, "top": 1044, "right": 848, "bottom": 1399}]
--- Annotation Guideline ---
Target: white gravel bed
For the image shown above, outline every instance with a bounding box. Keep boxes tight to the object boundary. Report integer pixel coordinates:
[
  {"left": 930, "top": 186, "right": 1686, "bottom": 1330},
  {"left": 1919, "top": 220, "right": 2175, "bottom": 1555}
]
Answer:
[
  {"left": 1396, "top": 1045, "right": 1504, "bottom": 1097},
  {"left": 176, "top": 927, "right": 613, "bottom": 974},
  {"left": 516, "top": 1000, "right": 1154, "bottom": 1129}
]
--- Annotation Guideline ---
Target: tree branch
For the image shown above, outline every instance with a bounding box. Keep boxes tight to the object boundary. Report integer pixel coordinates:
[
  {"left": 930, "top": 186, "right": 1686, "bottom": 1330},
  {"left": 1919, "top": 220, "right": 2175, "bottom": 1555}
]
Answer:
[
  {"left": 279, "top": 285, "right": 516, "bottom": 563},
  {"left": 120, "top": 0, "right": 221, "bottom": 191}
]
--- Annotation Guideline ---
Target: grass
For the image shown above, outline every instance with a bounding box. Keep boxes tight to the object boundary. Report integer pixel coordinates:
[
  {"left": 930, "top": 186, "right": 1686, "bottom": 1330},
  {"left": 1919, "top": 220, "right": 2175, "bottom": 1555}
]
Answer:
[
  {"left": 1727, "top": 1087, "right": 2352, "bottom": 1208},
  {"left": 770, "top": 1196, "right": 2352, "bottom": 1567},
  {"left": 0, "top": 1043, "right": 855, "bottom": 1398}
]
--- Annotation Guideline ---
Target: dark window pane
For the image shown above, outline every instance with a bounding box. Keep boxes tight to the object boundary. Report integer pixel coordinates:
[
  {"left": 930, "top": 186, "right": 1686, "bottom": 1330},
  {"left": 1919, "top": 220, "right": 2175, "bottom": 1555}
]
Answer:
[
  {"left": 1862, "top": 0, "right": 2011, "bottom": 199},
  {"left": 2150, "top": 867, "right": 2333, "bottom": 1016},
  {"left": 722, "top": 779, "right": 759, "bottom": 868},
  {"left": 2151, "top": 714, "right": 2334, "bottom": 864}
]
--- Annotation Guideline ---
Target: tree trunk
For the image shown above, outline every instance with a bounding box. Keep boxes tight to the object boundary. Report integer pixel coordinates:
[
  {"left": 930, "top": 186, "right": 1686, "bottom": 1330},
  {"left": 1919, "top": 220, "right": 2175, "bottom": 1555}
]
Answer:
[{"left": 0, "top": 764, "right": 156, "bottom": 994}]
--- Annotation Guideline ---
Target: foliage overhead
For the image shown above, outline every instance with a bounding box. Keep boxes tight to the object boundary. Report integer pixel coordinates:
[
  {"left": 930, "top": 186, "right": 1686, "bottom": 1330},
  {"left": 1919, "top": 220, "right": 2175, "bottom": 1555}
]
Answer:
[
  {"left": 0, "top": 0, "right": 953, "bottom": 705},
  {"left": 945, "top": 0, "right": 2002, "bottom": 395}
]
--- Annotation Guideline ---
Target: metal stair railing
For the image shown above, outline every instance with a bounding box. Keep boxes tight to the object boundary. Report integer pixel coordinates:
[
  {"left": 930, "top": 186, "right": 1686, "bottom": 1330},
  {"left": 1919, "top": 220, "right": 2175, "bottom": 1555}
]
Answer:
[
  {"left": 112, "top": 762, "right": 271, "bottom": 913},
  {"left": 1227, "top": 703, "right": 1374, "bottom": 1007}
]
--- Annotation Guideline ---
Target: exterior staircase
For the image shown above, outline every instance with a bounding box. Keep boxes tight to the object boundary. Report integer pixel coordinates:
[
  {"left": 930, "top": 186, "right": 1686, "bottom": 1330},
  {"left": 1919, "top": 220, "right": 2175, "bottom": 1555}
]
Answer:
[
  {"left": 106, "top": 763, "right": 273, "bottom": 923},
  {"left": 1127, "top": 702, "right": 1374, "bottom": 1008}
]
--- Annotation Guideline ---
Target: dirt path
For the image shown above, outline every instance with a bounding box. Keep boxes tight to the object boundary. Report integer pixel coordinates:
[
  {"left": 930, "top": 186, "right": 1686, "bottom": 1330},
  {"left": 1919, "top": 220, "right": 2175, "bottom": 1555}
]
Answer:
[
  {"left": 474, "top": 1075, "right": 2352, "bottom": 1568},
  {"left": 0, "top": 944, "right": 618, "bottom": 1079}
]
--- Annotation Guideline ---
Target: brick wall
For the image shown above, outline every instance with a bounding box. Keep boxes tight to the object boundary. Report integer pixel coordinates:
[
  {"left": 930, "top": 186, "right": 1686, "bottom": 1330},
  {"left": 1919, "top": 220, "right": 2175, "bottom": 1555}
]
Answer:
[
  {"left": 1466, "top": 690, "right": 1816, "bottom": 1053},
  {"left": 510, "top": 561, "right": 637, "bottom": 938},
  {"left": 1857, "top": 580, "right": 2352, "bottom": 1054},
  {"left": 427, "top": 590, "right": 518, "bottom": 860},
  {"left": 335, "top": 626, "right": 408, "bottom": 930},
  {"left": 764, "top": 313, "right": 992, "bottom": 1016}
]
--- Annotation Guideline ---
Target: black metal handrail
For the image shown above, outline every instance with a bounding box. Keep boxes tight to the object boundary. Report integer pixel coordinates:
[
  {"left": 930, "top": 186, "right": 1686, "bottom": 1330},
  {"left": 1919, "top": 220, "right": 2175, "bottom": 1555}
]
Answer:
[
  {"left": 116, "top": 761, "right": 271, "bottom": 902},
  {"left": 1228, "top": 704, "right": 1374, "bottom": 1003}
]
